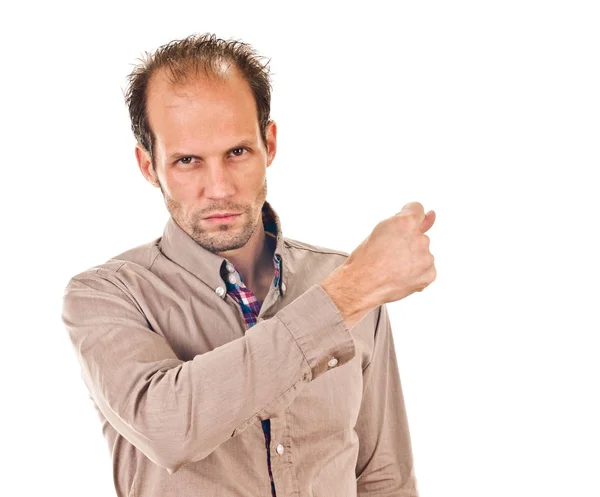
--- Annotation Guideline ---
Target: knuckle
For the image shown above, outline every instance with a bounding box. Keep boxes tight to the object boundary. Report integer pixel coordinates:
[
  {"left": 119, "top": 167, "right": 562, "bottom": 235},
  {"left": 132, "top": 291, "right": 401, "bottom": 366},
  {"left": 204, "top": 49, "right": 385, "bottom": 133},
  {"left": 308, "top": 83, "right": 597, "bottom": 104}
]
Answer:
[
  {"left": 405, "top": 201, "right": 424, "bottom": 213},
  {"left": 420, "top": 252, "right": 434, "bottom": 270},
  {"left": 401, "top": 212, "right": 418, "bottom": 226}
]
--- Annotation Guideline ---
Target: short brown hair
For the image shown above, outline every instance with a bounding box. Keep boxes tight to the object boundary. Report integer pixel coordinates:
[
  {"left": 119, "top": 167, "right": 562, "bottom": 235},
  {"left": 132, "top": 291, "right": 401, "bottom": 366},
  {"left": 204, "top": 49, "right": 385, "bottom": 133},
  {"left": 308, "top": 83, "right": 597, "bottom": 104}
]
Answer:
[{"left": 124, "top": 32, "right": 273, "bottom": 166}]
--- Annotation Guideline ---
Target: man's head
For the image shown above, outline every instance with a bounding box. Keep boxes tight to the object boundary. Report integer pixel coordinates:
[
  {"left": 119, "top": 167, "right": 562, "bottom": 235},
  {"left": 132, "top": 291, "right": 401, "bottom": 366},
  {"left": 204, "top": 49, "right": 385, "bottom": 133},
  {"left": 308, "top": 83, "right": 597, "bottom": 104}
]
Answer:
[{"left": 125, "top": 33, "right": 277, "bottom": 254}]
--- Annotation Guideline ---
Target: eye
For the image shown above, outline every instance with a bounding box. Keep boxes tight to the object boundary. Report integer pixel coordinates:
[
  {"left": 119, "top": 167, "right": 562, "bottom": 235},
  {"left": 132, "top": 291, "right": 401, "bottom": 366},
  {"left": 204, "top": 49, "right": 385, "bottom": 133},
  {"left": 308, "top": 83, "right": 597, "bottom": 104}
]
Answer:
[
  {"left": 230, "top": 147, "right": 248, "bottom": 157},
  {"left": 178, "top": 157, "right": 195, "bottom": 165}
]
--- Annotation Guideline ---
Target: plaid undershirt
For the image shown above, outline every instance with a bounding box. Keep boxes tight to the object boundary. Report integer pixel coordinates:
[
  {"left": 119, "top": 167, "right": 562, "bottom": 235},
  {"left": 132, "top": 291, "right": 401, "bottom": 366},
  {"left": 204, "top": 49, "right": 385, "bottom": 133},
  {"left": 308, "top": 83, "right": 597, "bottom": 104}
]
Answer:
[{"left": 219, "top": 202, "right": 282, "bottom": 497}]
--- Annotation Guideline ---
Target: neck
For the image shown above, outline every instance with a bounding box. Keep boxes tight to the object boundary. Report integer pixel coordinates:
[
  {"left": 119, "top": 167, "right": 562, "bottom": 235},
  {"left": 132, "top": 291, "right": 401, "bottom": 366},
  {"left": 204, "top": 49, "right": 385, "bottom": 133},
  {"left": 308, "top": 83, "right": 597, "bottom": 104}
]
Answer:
[{"left": 220, "top": 216, "right": 273, "bottom": 291}]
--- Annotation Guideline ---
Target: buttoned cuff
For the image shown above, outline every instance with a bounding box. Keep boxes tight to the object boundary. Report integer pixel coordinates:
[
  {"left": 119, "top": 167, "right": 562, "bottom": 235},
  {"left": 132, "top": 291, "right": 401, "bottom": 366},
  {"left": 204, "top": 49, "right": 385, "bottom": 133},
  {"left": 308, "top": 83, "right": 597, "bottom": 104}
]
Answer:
[{"left": 276, "top": 283, "right": 356, "bottom": 381}]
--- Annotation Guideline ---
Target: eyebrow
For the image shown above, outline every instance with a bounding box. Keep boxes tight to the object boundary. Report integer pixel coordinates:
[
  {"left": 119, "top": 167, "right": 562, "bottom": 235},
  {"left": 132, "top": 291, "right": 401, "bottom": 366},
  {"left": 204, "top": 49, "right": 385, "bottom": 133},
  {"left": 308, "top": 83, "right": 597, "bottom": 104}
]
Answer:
[{"left": 168, "top": 139, "right": 256, "bottom": 161}]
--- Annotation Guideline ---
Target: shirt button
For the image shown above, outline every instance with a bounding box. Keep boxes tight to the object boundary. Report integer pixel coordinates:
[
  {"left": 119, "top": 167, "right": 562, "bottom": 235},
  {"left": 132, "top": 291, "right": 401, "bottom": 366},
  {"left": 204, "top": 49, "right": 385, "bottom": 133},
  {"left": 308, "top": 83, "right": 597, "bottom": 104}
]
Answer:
[
  {"left": 327, "top": 357, "right": 338, "bottom": 368},
  {"left": 276, "top": 444, "right": 285, "bottom": 455},
  {"left": 226, "top": 263, "right": 235, "bottom": 273},
  {"left": 228, "top": 274, "right": 237, "bottom": 284},
  {"left": 215, "top": 286, "right": 225, "bottom": 297},
  {"left": 281, "top": 282, "right": 287, "bottom": 292}
]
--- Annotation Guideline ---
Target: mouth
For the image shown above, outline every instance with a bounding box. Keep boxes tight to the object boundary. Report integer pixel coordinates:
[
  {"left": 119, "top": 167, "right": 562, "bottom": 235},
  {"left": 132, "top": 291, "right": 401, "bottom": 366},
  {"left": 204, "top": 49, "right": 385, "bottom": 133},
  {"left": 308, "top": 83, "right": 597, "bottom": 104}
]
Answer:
[{"left": 203, "top": 213, "right": 241, "bottom": 223}]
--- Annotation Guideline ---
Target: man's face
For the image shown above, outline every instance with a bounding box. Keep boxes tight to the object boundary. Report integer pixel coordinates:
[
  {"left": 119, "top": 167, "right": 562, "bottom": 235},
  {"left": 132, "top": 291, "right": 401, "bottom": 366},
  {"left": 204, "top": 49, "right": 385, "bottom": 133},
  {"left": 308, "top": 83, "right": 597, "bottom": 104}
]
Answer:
[{"left": 136, "top": 65, "right": 277, "bottom": 254}]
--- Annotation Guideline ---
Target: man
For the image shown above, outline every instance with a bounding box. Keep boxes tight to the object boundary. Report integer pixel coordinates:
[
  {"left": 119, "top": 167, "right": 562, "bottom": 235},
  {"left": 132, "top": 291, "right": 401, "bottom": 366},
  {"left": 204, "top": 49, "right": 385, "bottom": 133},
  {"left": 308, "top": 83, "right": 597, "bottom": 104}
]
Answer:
[{"left": 61, "top": 32, "right": 436, "bottom": 497}]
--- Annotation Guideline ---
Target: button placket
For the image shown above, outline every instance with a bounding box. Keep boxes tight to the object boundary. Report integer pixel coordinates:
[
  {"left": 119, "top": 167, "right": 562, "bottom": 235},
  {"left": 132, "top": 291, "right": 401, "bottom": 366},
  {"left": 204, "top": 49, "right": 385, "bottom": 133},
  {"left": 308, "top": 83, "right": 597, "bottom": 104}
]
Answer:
[{"left": 269, "top": 417, "right": 288, "bottom": 463}]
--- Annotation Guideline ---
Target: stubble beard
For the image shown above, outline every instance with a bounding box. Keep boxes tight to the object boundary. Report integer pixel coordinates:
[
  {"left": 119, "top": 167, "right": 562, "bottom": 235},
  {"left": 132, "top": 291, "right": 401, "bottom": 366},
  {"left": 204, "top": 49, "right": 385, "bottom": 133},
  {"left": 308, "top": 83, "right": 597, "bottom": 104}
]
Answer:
[{"left": 158, "top": 175, "right": 268, "bottom": 254}]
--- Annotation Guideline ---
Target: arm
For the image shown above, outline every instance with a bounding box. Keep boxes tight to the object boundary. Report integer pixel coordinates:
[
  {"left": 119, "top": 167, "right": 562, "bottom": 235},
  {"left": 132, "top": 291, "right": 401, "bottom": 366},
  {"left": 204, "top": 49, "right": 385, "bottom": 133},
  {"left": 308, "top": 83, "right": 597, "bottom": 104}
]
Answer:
[
  {"left": 354, "top": 304, "right": 419, "bottom": 497},
  {"left": 61, "top": 270, "right": 355, "bottom": 475}
]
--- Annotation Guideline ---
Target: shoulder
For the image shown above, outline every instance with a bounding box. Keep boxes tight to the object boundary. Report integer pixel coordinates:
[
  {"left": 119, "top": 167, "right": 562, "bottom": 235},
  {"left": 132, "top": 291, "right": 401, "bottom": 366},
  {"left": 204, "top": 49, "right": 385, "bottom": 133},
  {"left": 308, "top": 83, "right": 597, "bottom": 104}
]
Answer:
[
  {"left": 283, "top": 237, "right": 350, "bottom": 259},
  {"left": 281, "top": 237, "right": 349, "bottom": 282},
  {"left": 63, "top": 237, "right": 162, "bottom": 291}
]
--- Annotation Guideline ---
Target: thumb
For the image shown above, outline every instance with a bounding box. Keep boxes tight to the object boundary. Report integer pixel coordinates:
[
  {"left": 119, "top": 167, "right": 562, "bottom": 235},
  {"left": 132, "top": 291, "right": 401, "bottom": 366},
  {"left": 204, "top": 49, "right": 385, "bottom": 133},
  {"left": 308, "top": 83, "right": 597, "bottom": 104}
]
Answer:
[{"left": 420, "top": 210, "right": 436, "bottom": 233}]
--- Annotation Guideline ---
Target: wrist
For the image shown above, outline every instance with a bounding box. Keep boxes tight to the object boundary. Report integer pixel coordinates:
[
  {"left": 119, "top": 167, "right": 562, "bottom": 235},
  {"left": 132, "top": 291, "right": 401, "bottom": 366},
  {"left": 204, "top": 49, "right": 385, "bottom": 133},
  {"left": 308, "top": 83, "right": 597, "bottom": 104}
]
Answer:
[{"left": 320, "top": 264, "right": 376, "bottom": 327}]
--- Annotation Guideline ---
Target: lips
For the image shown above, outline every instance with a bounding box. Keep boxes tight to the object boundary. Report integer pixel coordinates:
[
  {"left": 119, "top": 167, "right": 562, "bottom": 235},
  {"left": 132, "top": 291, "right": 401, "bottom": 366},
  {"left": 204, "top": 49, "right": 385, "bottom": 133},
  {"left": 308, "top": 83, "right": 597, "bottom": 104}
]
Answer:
[{"left": 204, "top": 212, "right": 241, "bottom": 219}]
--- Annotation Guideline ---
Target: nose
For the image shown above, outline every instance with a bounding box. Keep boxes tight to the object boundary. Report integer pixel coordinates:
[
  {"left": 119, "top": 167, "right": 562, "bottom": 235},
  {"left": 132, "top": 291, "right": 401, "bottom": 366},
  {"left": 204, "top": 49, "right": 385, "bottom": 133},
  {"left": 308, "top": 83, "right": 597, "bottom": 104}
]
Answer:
[{"left": 203, "top": 160, "right": 235, "bottom": 199}]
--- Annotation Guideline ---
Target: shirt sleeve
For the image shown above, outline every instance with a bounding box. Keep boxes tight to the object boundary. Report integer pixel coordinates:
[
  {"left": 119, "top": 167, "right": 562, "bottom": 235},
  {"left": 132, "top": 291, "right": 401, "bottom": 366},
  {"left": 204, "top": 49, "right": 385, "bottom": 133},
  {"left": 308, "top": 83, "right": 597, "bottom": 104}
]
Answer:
[
  {"left": 61, "top": 271, "right": 355, "bottom": 475},
  {"left": 354, "top": 303, "right": 419, "bottom": 497}
]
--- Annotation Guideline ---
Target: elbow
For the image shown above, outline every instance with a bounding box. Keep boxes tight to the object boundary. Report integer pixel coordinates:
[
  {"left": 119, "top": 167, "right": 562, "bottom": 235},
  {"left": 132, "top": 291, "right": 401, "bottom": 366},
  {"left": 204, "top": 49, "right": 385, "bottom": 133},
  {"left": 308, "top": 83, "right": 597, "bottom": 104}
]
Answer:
[
  {"left": 146, "top": 435, "right": 216, "bottom": 475},
  {"left": 161, "top": 457, "right": 186, "bottom": 476},
  {"left": 128, "top": 437, "right": 188, "bottom": 474},
  {"left": 146, "top": 445, "right": 194, "bottom": 475},
  {"left": 155, "top": 450, "right": 218, "bottom": 475}
]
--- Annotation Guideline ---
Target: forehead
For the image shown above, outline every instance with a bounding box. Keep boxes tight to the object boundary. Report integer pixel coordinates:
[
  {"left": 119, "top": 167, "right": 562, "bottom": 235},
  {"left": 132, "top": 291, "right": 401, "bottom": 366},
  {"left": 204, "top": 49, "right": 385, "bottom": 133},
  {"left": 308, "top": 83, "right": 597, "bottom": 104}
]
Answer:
[{"left": 146, "top": 65, "right": 259, "bottom": 149}]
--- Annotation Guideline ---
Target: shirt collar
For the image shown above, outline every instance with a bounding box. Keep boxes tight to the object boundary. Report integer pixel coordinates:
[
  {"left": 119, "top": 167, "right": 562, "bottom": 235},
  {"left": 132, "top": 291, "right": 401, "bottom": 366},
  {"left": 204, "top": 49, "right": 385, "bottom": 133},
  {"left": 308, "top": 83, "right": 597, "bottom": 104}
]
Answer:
[{"left": 158, "top": 200, "right": 286, "bottom": 298}]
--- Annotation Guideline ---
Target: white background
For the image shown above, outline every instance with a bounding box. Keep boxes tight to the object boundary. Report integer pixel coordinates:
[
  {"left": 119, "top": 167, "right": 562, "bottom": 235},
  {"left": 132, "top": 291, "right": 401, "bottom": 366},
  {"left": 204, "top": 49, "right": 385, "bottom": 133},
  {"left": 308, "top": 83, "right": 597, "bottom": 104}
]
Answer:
[{"left": 1, "top": 1, "right": 598, "bottom": 496}]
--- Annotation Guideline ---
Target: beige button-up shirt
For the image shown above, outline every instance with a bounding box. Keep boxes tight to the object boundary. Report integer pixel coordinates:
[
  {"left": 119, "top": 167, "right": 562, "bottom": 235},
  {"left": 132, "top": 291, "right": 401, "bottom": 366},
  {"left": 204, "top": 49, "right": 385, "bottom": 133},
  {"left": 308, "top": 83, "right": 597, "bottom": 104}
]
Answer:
[{"left": 61, "top": 201, "right": 419, "bottom": 497}]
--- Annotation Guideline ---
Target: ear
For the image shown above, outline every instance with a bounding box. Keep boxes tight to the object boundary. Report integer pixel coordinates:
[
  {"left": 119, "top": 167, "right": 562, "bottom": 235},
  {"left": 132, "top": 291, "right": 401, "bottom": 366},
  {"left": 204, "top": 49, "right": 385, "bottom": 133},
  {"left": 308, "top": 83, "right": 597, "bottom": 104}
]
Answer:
[
  {"left": 135, "top": 143, "right": 160, "bottom": 188},
  {"left": 265, "top": 120, "right": 277, "bottom": 168}
]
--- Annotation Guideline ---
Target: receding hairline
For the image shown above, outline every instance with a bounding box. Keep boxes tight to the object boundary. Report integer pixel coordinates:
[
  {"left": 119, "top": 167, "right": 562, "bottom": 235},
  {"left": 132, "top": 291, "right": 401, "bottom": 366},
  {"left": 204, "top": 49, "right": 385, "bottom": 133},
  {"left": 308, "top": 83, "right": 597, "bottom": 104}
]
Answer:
[
  {"left": 145, "top": 62, "right": 256, "bottom": 118},
  {"left": 150, "top": 57, "right": 241, "bottom": 90}
]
